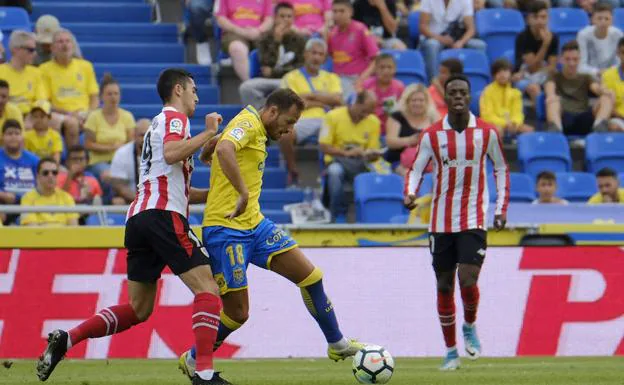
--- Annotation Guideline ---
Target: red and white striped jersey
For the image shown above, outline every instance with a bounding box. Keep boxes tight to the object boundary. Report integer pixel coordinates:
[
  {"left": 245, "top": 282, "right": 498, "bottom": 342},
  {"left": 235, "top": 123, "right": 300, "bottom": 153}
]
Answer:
[
  {"left": 405, "top": 113, "right": 509, "bottom": 233},
  {"left": 127, "top": 106, "right": 194, "bottom": 220}
]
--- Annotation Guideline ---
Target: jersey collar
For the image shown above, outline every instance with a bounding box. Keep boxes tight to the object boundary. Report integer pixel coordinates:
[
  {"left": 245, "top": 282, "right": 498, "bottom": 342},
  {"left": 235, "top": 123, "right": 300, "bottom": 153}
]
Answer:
[
  {"left": 442, "top": 112, "right": 476, "bottom": 130},
  {"left": 162, "top": 106, "right": 179, "bottom": 113},
  {"left": 245, "top": 105, "right": 267, "bottom": 134}
]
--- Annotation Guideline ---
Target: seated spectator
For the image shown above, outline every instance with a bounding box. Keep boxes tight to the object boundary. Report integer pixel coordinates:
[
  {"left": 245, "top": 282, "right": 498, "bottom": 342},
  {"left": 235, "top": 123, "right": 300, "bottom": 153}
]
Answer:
[
  {"left": 239, "top": 2, "right": 306, "bottom": 109},
  {"left": 187, "top": 0, "right": 214, "bottom": 65},
  {"left": 215, "top": 0, "right": 273, "bottom": 81},
  {"left": 0, "top": 80, "right": 24, "bottom": 130},
  {"left": 353, "top": 0, "right": 406, "bottom": 50},
  {"left": 545, "top": 40, "right": 614, "bottom": 135},
  {"left": 319, "top": 90, "right": 381, "bottom": 222},
  {"left": 362, "top": 53, "right": 405, "bottom": 134},
  {"left": 57, "top": 145, "right": 103, "bottom": 206},
  {"left": 480, "top": 59, "right": 534, "bottom": 138},
  {"left": 84, "top": 74, "right": 135, "bottom": 186},
  {"left": 578, "top": 3, "right": 623, "bottom": 79},
  {"left": 603, "top": 37, "right": 624, "bottom": 131},
  {"left": 40, "top": 29, "right": 99, "bottom": 147},
  {"left": 328, "top": 0, "right": 380, "bottom": 99},
  {"left": 386, "top": 84, "right": 438, "bottom": 174},
  {"left": 512, "top": 1, "right": 558, "bottom": 105},
  {"left": 20, "top": 157, "right": 79, "bottom": 226},
  {"left": 0, "top": 120, "right": 38, "bottom": 210},
  {"left": 33, "top": 15, "right": 60, "bottom": 66},
  {"left": 419, "top": 0, "right": 485, "bottom": 81},
  {"left": 588, "top": 167, "right": 624, "bottom": 204},
  {"left": 0, "top": 31, "right": 45, "bottom": 119},
  {"left": 533, "top": 171, "right": 568, "bottom": 204},
  {"left": 23, "top": 101, "right": 63, "bottom": 163},
  {"left": 110, "top": 119, "right": 150, "bottom": 205},
  {"left": 280, "top": 38, "right": 343, "bottom": 184},
  {"left": 428, "top": 58, "right": 462, "bottom": 118},
  {"left": 282, "top": 0, "right": 332, "bottom": 37}
]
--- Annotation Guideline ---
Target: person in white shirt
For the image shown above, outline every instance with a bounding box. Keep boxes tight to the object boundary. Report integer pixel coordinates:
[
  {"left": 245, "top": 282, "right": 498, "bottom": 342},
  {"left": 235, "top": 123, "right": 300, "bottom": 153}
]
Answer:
[
  {"left": 109, "top": 118, "right": 150, "bottom": 204},
  {"left": 418, "top": 0, "right": 486, "bottom": 81},
  {"left": 577, "top": 2, "right": 624, "bottom": 78}
]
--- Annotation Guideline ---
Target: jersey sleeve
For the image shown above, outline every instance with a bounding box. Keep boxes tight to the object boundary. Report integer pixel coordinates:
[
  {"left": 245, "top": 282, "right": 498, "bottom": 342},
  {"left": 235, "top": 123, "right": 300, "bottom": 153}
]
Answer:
[
  {"left": 486, "top": 126, "right": 510, "bottom": 216},
  {"left": 221, "top": 121, "right": 256, "bottom": 151},
  {"left": 163, "top": 112, "right": 188, "bottom": 143},
  {"left": 404, "top": 131, "right": 433, "bottom": 196}
]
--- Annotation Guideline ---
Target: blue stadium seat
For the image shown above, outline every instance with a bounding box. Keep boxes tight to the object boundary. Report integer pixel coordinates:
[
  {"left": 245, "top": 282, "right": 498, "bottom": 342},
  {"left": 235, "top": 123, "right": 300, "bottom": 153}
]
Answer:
[
  {"left": 354, "top": 173, "right": 406, "bottom": 223},
  {"left": 126, "top": 104, "right": 241, "bottom": 121},
  {"left": 471, "top": 90, "right": 482, "bottom": 116},
  {"left": 0, "top": 6, "right": 29, "bottom": 30},
  {"left": 417, "top": 173, "right": 433, "bottom": 197},
  {"left": 121, "top": 84, "right": 219, "bottom": 105},
  {"left": 615, "top": 8, "right": 624, "bottom": 31},
  {"left": 94, "top": 64, "right": 211, "bottom": 85},
  {"left": 383, "top": 49, "right": 427, "bottom": 85},
  {"left": 390, "top": 214, "right": 409, "bottom": 224},
  {"left": 260, "top": 188, "right": 305, "bottom": 210},
  {"left": 66, "top": 23, "right": 178, "bottom": 43},
  {"left": 81, "top": 43, "right": 184, "bottom": 63},
  {"left": 438, "top": 49, "right": 490, "bottom": 93},
  {"left": 620, "top": 173, "right": 624, "bottom": 183},
  {"left": 407, "top": 12, "right": 420, "bottom": 48},
  {"left": 263, "top": 209, "right": 292, "bottom": 224},
  {"left": 263, "top": 167, "right": 287, "bottom": 189},
  {"left": 475, "top": 9, "right": 525, "bottom": 65},
  {"left": 86, "top": 213, "right": 126, "bottom": 226},
  {"left": 509, "top": 172, "right": 536, "bottom": 202},
  {"left": 191, "top": 167, "right": 211, "bottom": 189},
  {"left": 555, "top": 172, "right": 597, "bottom": 202},
  {"left": 249, "top": 49, "right": 261, "bottom": 78},
  {"left": 517, "top": 132, "right": 572, "bottom": 178},
  {"left": 549, "top": 8, "right": 590, "bottom": 51},
  {"left": 266, "top": 146, "right": 281, "bottom": 168},
  {"left": 585, "top": 133, "right": 624, "bottom": 173},
  {"left": 32, "top": 3, "right": 153, "bottom": 23}
]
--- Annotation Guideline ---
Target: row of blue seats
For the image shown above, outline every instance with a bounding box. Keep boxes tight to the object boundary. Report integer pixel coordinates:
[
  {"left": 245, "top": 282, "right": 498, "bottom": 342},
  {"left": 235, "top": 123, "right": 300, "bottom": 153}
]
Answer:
[
  {"left": 32, "top": 2, "right": 153, "bottom": 23},
  {"left": 94, "top": 63, "right": 211, "bottom": 85}
]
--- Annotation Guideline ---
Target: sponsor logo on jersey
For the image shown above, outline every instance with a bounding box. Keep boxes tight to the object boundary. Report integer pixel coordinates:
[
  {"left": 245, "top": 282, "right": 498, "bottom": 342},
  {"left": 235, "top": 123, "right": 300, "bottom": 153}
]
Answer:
[
  {"left": 169, "top": 118, "right": 183, "bottom": 134},
  {"left": 229, "top": 127, "right": 245, "bottom": 141},
  {"left": 442, "top": 158, "right": 479, "bottom": 168}
]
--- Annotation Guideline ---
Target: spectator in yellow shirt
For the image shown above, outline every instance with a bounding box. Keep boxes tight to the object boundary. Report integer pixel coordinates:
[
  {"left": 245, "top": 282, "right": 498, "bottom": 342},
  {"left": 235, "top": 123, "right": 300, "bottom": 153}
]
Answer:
[
  {"left": 0, "top": 31, "right": 46, "bottom": 118},
  {"left": 24, "top": 101, "right": 63, "bottom": 163},
  {"left": 319, "top": 90, "right": 381, "bottom": 222},
  {"left": 588, "top": 167, "right": 624, "bottom": 204},
  {"left": 20, "top": 157, "right": 79, "bottom": 226},
  {"left": 480, "top": 58, "right": 533, "bottom": 138},
  {"left": 84, "top": 74, "right": 135, "bottom": 185},
  {"left": 0, "top": 80, "right": 25, "bottom": 131},
  {"left": 40, "top": 29, "right": 99, "bottom": 147},
  {"left": 602, "top": 37, "right": 624, "bottom": 132}
]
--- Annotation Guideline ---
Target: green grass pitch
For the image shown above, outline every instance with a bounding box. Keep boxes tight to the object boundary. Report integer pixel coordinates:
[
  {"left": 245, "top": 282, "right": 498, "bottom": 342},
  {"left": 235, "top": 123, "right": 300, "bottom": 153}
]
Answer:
[{"left": 1, "top": 357, "right": 622, "bottom": 385}]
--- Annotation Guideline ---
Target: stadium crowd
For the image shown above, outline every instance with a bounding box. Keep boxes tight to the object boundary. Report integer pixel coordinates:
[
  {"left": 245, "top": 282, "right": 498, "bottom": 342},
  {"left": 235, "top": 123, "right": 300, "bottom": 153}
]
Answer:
[{"left": 0, "top": 0, "right": 623, "bottom": 226}]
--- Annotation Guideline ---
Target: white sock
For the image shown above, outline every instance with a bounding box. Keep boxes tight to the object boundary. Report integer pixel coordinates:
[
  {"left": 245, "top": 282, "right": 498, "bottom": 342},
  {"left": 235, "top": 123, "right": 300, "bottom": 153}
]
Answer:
[
  {"left": 196, "top": 369, "right": 214, "bottom": 380},
  {"left": 329, "top": 337, "right": 349, "bottom": 351},
  {"left": 66, "top": 337, "right": 72, "bottom": 350},
  {"left": 447, "top": 346, "right": 457, "bottom": 353}
]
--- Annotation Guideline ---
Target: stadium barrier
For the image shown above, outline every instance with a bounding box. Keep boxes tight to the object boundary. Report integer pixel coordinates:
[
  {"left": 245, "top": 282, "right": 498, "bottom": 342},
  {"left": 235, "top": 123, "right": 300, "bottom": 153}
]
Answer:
[{"left": 0, "top": 246, "right": 622, "bottom": 359}]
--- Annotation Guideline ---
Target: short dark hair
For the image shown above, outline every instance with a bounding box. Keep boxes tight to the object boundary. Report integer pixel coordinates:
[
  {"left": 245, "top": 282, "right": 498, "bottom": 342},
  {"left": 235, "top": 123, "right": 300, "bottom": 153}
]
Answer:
[
  {"left": 0, "top": 79, "right": 9, "bottom": 90},
  {"left": 354, "top": 90, "right": 374, "bottom": 104},
  {"left": 2, "top": 119, "right": 22, "bottom": 134},
  {"left": 274, "top": 1, "right": 293, "bottom": 14},
  {"left": 597, "top": 167, "right": 618, "bottom": 178},
  {"left": 618, "top": 37, "right": 624, "bottom": 49},
  {"left": 332, "top": 0, "right": 352, "bottom": 7},
  {"left": 561, "top": 40, "right": 579, "bottom": 53},
  {"left": 157, "top": 68, "right": 194, "bottom": 104},
  {"left": 528, "top": 0, "right": 548, "bottom": 15},
  {"left": 536, "top": 171, "right": 556, "bottom": 183},
  {"left": 375, "top": 53, "right": 395, "bottom": 66},
  {"left": 37, "top": 157, "right": 58, "bottom": 174},
  {"left": 444, "top": 73, "right": 471, "bottom": 92},
  {"left": 440, "top": 58, "right": 463, "bottom": 75},
  {"left": 67, "top": 144, "right": 86, "bottom": 156},
  {"left": 594, "top": 2, "right": 613, "bottom": 14},
  {"left": 265, "top": 88, "right": 305, "bottom": 113},
  {"left": 491, "top": 58, "right": 513, "bottom": 77}
]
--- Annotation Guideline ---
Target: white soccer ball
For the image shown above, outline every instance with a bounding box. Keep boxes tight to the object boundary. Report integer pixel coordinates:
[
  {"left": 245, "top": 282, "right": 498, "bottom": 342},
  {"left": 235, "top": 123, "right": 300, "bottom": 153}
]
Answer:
[{"left": 352, "top": 345, "right": 395, "bottom": 384}]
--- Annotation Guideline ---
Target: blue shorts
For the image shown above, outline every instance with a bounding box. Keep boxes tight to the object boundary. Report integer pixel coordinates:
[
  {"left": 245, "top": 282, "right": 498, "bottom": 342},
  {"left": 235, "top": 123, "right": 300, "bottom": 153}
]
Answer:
[{"left": 202, "top": 218, "right": 298, "bottom": 294}]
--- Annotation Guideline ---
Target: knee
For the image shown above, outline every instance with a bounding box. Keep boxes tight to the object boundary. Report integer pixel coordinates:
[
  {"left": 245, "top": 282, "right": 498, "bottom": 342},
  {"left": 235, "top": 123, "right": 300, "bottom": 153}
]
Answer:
[
  {"left": 239, "top": 80, "right": 253, "bottom": 95},
  {"left": 436, "top": 281, "right": 454, "bottom": 294},
  {"left": 224, "top": 304, "right": 249, "bottom": 325},
  {"left": 423, "top": 39, "right": 441, "bottom": 52},
  {"left": 459, "top": 276, "right": 478, "bottom": 288},
  {"left": 228, "top": 41, "right": 248, "bottom": 57},
  {"left": 63, "top": 116, "right": 80, "bottom": 132},
  {"left": 327, "top": 163, "right": 344, "bottom": 179}
]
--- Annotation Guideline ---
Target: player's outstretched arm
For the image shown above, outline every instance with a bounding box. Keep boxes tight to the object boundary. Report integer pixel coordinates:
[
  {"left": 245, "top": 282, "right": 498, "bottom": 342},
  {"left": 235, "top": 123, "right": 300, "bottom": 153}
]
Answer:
[
  {"left": 215, "top": 140, "right": 249, "bottom": 219},
  {"left": 404, "top": 132, "right": 432, "bottom": 210},
  {"left": 487, "top": 127, "right": 509, "bottom": 230},
  {"left": 163, "top": 113, "right": 222, "bottom": 165}
]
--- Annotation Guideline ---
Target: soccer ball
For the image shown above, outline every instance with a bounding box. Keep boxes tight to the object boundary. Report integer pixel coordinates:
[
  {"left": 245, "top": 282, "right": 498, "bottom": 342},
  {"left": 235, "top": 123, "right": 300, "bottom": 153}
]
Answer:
[{"left": 352, "top": 345, "right": 394, "bottom": 384}]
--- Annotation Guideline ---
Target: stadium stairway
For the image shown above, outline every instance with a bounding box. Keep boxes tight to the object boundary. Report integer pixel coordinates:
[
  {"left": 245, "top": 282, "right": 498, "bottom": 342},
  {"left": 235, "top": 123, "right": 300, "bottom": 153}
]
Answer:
[{"left": 30, "top": 0, "right": 296, "bottom": 223}]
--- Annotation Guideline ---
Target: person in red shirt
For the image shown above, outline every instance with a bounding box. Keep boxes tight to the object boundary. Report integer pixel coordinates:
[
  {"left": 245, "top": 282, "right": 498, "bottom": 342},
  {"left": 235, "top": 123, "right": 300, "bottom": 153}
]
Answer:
[
  {"left": 362, "top": 53, "right": 405, "bottom": 134},
  {"left": 57, "top": 145, "right": 103, "bottom": 206}
]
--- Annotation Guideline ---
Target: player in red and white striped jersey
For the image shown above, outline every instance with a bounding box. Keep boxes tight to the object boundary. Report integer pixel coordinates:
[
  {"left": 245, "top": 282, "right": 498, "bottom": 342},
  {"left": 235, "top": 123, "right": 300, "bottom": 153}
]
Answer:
[
  {"left": 37, "top": 69, "right": 231, "bottom": 385},
  {"left": 404, "top": 74, "right": 509, "bottom": 371}
]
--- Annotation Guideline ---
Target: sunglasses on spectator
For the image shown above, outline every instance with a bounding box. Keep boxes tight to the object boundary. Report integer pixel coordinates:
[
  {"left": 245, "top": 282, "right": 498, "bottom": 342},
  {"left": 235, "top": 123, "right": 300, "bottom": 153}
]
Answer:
[
  {"left": 41, "top": 169, "right": 59, "bottom": 176},
  {"left": 20, "top": 46, "right": 36, "bottom": 53}
]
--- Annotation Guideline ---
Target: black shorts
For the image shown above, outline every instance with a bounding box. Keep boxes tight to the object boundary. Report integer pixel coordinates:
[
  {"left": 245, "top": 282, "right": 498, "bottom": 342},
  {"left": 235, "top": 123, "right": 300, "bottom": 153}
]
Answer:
[
  {"left": 124, "top": 209, "right": 211, "bottom": 282},
  {"left": 562, "top": 110, "right": 594, "bottom": 136},
  {"left": 428, "top": 230, "right": 487, "bottom": 272}
]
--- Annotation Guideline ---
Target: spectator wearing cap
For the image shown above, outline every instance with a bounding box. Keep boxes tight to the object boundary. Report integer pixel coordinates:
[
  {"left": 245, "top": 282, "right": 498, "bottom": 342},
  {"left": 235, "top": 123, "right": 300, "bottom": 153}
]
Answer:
[
  {"left": 186, "top": 0, "right": 214, "bottom": 65},
  {"left": 33, "top": 15, "right": 60, "bottom": 66},
  {"left": 24, "top": 101, "right": 63, "bottom": 163},
  {"left": 239, "top": 2, "right": 306, "bottom": 109},
  {"left": 20, "top": 157, "right": 79, "bottom": 227},
  {"left": 0, "top": 80, "right": 24, "bottom": 131},
  {"left": 110, "top": 118, "right": 150, "bottom": 205},
  {"left": 57, "top": 145, "right": 103, "bottom": 208},
  {"left": 0, "top": 119, "right": 39, "bottom": 209},
  {"left": 0, "top": 31, "right": 45, "bottom": 119},
  {"left": 353, "top": 0, "right": 406, "bottom": 50},
  {"left": 215, "top": 0, "right": 274, "bottom": 81},
  {"left": 40, "top": 29, "right": 99, "bottom": 148}
]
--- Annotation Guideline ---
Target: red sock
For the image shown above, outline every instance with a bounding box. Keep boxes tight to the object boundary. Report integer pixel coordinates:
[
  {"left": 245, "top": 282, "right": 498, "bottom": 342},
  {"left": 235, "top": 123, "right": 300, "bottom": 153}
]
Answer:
[
  {"left": 437, "top": 291, "right": 456, "bottom": 348},
  {"left": 461, "top": 285, "right": 480, "bottom": 324},
  {"left": 193, "top": 292, "right": 222, "bottom": 373},
  {"left": 68, "top": 304, "right": 140, "bottom": 346}
]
